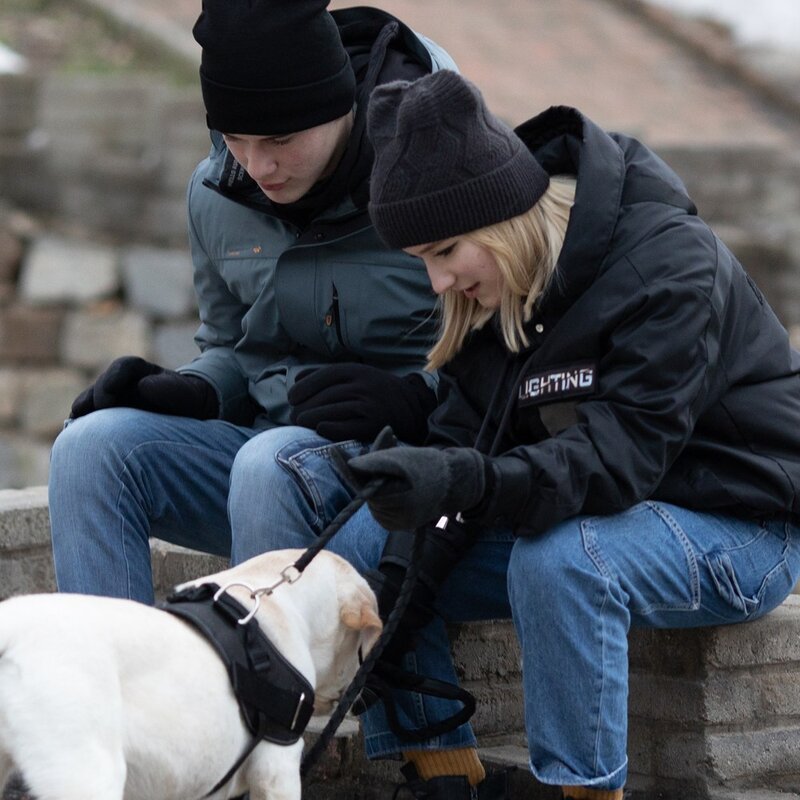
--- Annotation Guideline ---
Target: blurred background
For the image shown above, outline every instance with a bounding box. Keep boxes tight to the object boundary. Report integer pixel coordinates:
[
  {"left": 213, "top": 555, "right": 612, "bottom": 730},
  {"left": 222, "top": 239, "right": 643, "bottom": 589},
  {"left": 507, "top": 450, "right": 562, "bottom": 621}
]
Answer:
[{"left": 0, "top": 0, "right": 798, "bottom": 489}]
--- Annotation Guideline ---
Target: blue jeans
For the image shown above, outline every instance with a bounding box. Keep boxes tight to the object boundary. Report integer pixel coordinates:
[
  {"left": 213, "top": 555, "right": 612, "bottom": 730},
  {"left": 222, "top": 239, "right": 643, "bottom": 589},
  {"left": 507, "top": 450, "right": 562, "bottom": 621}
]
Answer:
[
  {"left": 216, "top": 428, "right": 800, "bottom": 788},
  {"left": 49, "top": 415, "right": 800, "bottom": 789},
  {"left": 50, "top": 412, "right": 381, "bottom": 603}
]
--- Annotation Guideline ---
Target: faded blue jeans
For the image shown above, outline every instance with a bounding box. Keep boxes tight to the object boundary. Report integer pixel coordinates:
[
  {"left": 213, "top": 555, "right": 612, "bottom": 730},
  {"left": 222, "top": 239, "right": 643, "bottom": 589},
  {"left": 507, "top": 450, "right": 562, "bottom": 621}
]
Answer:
[
  {"left": 49, "top": 410, "right": 372, "bottom": 604},
  {"left": 222, "top": 426, "right": 800, "bottom": 790},
  {"left": 49, "top": 414, "right": 800, "bottom": 790}
]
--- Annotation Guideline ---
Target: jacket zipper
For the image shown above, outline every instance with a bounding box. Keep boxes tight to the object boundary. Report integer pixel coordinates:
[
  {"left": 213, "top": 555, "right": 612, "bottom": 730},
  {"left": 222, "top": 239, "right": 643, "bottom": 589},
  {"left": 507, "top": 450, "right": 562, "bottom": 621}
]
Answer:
[{"left": 326, "top": 283, "right": 345, "bottom": 348}]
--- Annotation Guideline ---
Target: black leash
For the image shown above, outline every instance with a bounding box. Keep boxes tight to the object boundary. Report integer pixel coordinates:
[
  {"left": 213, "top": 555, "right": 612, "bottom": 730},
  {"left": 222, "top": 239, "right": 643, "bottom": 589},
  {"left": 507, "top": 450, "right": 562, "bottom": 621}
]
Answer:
[
  {"left": 192, "top": 428, "right": 475, "bottom": 791},
  {"left": 300, "top": 516, "right": 426, "bottom": 776},
  {"left": 191, "top": 477, "right": 390, "bottom": 796}
]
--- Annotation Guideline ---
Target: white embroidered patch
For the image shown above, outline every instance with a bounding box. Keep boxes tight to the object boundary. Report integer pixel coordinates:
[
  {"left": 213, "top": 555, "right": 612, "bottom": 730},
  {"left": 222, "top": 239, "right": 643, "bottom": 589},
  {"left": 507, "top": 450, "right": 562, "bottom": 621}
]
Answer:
[{"left": 518, "top": 362, "right": 596, "bottom": 406}]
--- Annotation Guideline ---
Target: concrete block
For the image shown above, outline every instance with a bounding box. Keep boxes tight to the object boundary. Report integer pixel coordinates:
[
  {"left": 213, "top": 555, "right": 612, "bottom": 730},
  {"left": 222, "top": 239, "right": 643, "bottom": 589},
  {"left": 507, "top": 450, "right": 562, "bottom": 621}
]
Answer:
[
  {"left": 0, "top": 437, "right": 51, "bottom": 490},
  {"left": 0, "top": 305, "right": 63, "bottom": 363},
  {"left": 658, "top": 144, "right": 787, "bottom": 224},
  {"left": 19, "top": 235, "right": 119, "bottom": 305},
  {"left": 703, "top": 599, "right": 800, "bottom": 667},
  {"left": 150, "top": 539, "right": 228, "bottom": 599},
  {"left": 0, "top": 226, "right": 23, "bottom": 283},
  {"left": 629, "top": 672, "right": 704, "bottom": 723},
  {"left": 61, "top": 308, "right": 151, "bottom": 370},
  {"left": 17, "top": 369, "right": 84, "bottom": 437},
  {"left": 708, "top": 791, "right": 800, "bottom": 800},
  {"left": 0, "top": 368, "right": 22, "bottom": 424},
  {"left": 0, "top": 486, "right": 53, "bottom": 600},
  {"left": 0, "top": 74, "right": 38, "bottom": 136},
  {"left": 707, "top": 727, "right": 800, "bottom": 783},
  {"left": 139, "top": 196, "right": 195, "bottom": 244},
  {"left": 0, "top": 549, "right": 55, "bottom": 600},
  {"left": 629, "top": 625, "right": 707, "bottom": 675},
  {"left": 121, "top": 246, "right": 195, "bottom": 317},
  {"left": 450, "top": 620, "right": 522, "bottom": 681},
  {"left": 628, "top": 720, "right": 707, "bottom": 782},
  {"left": 0, "top": 486, "right": 49, "bottom": 549},
  {"left": 39, "top": 75, "right": 159, "bottom": 161},
  {"left": 702, "top": 667, "right": 800, "bottom": 726},
  {"left": 467, "top": 682, "right": 525, "bottom": 737}
]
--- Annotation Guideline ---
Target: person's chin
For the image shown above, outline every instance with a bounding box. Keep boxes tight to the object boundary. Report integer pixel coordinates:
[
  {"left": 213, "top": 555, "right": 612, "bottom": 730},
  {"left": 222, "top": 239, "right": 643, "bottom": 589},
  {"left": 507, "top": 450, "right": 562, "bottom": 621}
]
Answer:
[{"left": 477, "top": 296, "right": 500, "bottom": 310}]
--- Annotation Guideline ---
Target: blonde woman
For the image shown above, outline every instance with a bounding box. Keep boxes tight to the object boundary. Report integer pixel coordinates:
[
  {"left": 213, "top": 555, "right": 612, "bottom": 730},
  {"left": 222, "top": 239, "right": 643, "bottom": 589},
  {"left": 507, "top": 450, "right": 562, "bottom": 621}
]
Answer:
[{"left": 327, "top": 70, "right": 800, "bottom": 799}]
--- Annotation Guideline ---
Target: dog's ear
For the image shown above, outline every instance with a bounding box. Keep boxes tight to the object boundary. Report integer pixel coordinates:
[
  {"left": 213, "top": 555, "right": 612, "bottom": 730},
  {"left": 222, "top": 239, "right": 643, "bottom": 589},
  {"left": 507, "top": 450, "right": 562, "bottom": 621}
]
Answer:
[{"left": 339, "top": 582, "right": 383, "bottom": 655}]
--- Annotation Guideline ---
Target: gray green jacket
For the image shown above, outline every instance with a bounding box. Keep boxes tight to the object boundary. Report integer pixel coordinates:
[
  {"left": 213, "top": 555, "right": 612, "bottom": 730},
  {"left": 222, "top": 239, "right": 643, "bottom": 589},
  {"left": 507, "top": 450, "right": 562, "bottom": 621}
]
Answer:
[{"left": 181, "top": 8, "right": 456, "bottom": 428}]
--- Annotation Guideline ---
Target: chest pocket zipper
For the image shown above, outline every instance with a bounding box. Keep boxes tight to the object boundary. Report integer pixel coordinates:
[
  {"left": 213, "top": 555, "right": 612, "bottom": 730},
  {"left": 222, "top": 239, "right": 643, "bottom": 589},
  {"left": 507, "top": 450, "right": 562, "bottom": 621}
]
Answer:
[{"left": 325, "top": 283, "right": 345, "bottom": 349}]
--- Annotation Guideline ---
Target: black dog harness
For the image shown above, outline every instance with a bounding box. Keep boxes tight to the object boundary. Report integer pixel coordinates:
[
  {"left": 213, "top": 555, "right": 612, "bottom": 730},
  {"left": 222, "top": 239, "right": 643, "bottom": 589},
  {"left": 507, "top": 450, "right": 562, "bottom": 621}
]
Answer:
[{"left": 161, "top": 581, "right": 315, "bottom": 795}]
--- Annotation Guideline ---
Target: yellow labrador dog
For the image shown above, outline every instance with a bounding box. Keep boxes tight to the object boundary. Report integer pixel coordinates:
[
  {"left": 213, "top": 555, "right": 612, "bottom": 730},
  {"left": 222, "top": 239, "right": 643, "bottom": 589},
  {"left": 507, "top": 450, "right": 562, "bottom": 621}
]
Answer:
[{"left": 0, "top": 549, "right": 381, "bottom": 800}]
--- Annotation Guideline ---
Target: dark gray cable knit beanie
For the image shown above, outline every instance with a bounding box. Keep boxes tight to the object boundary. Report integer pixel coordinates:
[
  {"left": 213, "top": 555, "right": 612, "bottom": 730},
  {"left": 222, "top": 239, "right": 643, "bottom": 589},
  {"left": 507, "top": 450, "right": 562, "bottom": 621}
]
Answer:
[
  {"left": 367, "top": 70, "right": 550, "bottom": 249},
  {"left": 193, "top": 0, "right": 355, "bottom": 135}
]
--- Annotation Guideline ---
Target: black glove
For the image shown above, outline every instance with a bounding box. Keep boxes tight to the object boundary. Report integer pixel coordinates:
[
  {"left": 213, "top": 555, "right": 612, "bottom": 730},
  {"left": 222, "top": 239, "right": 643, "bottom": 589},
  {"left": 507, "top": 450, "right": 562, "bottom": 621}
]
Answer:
[
  {"left": 347, "top": 441, "right": 534, "bottom": 531},
  {"left": 70, "top": 356, "right": 219, "bottom": 420},
  {"left": 344, "top": 445, "right": 488, "bottom": 530},
  {"left": 287, "top": 364, "right": 436, "bottom": 444}
]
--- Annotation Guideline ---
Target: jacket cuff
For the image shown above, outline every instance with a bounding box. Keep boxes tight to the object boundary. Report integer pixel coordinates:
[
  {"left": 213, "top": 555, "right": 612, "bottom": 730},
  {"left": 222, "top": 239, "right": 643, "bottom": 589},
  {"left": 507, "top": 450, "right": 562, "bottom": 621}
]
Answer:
[{"left": 463, "top": 455, "right": 530, "bottom": 529}]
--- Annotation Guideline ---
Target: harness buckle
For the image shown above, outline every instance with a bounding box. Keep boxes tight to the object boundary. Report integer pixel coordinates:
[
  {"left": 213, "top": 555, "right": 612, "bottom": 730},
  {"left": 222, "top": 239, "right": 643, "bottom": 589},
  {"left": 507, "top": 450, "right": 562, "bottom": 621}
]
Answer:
[
  {"left": 213, "top": 581, "right": 261, "bottom": 626},
  {"left": 213, "top": 563, "right": 304, "bottom": 626}
]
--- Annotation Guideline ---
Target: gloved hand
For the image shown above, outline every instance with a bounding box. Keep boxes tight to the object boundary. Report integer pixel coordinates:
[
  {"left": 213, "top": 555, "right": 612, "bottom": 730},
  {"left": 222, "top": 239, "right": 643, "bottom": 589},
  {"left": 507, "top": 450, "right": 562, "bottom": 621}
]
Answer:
[
  {"left": 346, "top": 438, "right": 533, "bottom": 532},
  {"left": 287, "top": 364, "right": 436, "bottom": 444},
  {"left": 70, "top": 356, "right": 219, "bottom": 420},
  {"left": 345, "top": 444, "right": 489, "bottom": 530}
]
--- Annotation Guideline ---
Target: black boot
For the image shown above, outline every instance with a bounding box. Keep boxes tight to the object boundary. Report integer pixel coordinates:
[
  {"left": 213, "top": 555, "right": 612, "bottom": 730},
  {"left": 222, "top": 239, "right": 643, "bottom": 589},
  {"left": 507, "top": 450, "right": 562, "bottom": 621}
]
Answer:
[{"left": 393, "top": 762, "right": 510, "bottom": 799}]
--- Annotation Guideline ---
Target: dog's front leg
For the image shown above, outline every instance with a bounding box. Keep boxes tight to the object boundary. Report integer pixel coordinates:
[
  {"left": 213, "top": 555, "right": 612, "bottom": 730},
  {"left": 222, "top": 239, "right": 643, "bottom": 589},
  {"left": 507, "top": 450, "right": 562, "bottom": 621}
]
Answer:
[{"left": 245, "top": 740, "right": 303, "bottom": 800}]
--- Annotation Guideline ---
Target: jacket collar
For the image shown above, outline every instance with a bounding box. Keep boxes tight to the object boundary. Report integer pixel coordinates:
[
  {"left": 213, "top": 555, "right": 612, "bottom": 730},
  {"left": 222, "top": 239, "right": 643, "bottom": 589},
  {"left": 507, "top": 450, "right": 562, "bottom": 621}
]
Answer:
[{"left": 515, "top": 106, "right": 626, "bottom": 327}]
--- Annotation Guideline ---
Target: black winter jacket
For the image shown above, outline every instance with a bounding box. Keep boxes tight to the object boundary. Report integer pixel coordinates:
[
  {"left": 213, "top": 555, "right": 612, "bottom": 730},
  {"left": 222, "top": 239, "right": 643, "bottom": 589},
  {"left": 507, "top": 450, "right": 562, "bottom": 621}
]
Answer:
[{"left": 427, "top": 107, "right": 800, "bottom": 536}]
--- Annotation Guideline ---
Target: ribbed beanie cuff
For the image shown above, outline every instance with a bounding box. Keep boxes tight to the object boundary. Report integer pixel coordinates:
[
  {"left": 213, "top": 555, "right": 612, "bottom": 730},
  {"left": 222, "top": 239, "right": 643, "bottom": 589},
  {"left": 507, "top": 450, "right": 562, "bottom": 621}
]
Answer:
[
  {"left": 200, "top": 60, "right": 355, "bottom": 135},
  {"left": 194, "top": 0, "right": 356, "bottom": 135}
]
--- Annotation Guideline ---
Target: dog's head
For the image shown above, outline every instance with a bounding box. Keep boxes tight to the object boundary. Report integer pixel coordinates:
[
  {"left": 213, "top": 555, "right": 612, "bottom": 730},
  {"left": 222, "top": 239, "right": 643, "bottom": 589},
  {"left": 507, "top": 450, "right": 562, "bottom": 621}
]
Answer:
[
  {"left": 311, "top": 553, "right": 382, "bottom": 714},
  {"left": 183, "top": 549, "right": 382, "bottom": 716}
]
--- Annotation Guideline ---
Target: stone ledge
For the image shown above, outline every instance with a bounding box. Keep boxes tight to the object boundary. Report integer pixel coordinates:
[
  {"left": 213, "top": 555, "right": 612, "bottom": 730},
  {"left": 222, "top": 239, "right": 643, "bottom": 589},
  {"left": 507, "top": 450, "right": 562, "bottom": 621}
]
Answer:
[{"left": 3, "top": 489, "right": 800, "bottom": 798}]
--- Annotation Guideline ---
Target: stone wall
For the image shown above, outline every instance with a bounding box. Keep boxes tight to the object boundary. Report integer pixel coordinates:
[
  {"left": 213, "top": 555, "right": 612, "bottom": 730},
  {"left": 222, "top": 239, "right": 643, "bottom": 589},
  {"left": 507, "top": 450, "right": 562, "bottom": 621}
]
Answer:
[
  {"left": 0, "top": 71, "right": 209, "bottom": 488},
  {"left": 1, "top": 69, "right": 800, "bottom": 489},
  {"left": 1, "top": 72, "right": 209, "bottom": 247}
]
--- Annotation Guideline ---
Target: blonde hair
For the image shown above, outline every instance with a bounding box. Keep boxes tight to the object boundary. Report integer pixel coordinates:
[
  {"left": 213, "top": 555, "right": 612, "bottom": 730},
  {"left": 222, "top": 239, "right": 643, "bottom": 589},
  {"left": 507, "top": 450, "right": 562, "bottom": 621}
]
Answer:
[{"left": 426, "top": 175, "right": 576, "bottom": 370}]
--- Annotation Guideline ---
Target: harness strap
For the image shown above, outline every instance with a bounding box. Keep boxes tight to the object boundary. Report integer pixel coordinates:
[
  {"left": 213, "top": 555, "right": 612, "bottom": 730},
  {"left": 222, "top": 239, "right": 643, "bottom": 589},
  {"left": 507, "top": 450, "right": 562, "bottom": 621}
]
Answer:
[{"left": 162, "top": 583, "right": 315, "bottom": 744}]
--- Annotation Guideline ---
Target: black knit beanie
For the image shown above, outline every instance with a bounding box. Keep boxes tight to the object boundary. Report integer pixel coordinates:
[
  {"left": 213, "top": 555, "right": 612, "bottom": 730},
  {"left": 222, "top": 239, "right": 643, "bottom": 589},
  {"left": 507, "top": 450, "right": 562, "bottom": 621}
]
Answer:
[
  {"left": 193, "top": 0, "right": 356, "bottom": 135},
  {"left": 367, "top": 71, "right": 550, "bottom": 249}
]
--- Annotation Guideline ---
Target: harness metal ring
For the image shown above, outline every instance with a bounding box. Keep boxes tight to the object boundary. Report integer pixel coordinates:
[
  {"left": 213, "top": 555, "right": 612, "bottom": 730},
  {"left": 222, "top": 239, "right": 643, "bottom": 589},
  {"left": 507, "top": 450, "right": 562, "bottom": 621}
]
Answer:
[{"left": 213, "top": 581, "right": 260, "bottom": 626}]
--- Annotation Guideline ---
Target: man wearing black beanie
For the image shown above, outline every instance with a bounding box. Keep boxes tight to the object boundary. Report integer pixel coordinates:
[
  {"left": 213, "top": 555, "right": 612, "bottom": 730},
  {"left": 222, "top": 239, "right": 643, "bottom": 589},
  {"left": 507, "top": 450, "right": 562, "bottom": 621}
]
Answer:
[{"left": 48, "top": 5, "right": 503, "bottom": 797}]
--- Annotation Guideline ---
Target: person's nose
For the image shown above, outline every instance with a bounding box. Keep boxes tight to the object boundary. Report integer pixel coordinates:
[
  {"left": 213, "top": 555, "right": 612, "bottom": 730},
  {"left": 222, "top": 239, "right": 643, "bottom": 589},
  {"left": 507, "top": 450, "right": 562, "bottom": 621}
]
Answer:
[
  {"left": 426, "top": 262, "right": 456, "bottom": 295},
  {"left": 245, "top": 147, "right": 279, "bottom": 181}
]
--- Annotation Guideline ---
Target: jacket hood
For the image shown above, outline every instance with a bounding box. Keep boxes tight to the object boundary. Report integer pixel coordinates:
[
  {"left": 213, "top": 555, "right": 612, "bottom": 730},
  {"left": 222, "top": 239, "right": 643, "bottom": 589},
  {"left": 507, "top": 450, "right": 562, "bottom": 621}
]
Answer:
[{"left": 515, "top": 105, "right": 696, "bottom": 328}]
